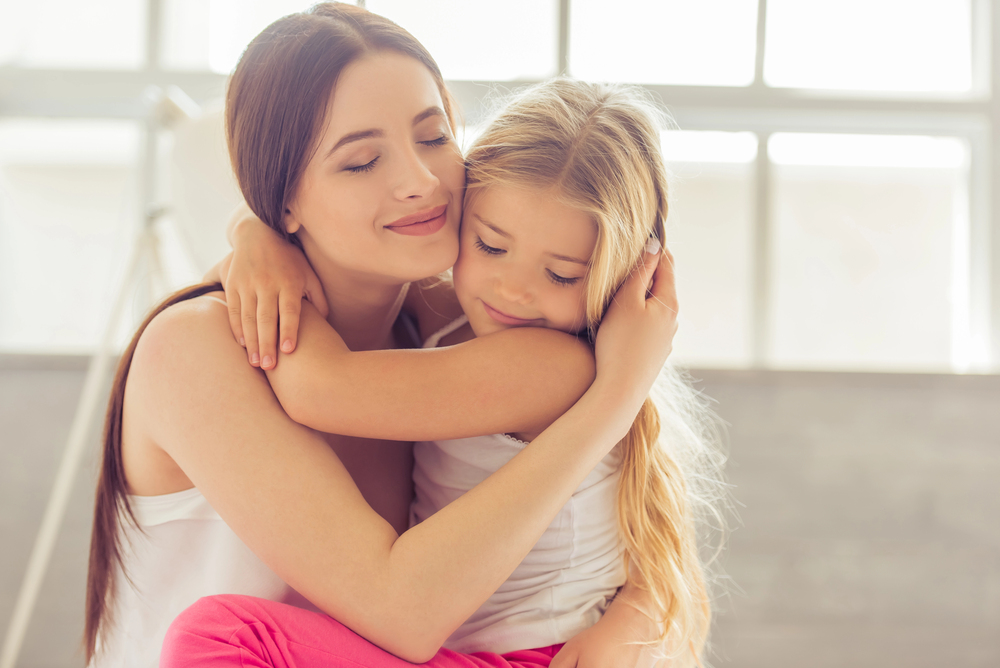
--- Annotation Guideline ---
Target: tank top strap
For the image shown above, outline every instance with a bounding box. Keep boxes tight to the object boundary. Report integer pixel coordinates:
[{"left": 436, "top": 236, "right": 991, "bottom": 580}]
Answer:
[
  {"left": 201, "top": 294, "right": 228, "bottom": 308},
  {"left": 422, "top": 314, "right": 469, "bottom": 349}
]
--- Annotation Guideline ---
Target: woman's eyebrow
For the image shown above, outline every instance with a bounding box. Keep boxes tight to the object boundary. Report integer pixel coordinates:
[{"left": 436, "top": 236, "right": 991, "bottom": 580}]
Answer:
[
  {"left": 328, "top": 129, "right": 384, "bottom": 157},
  {"left": 326, "top": 107, "right": 445, "bottom": 159},
  {"left": 413, "top": 106, "right": 446, "bottom": 125}
]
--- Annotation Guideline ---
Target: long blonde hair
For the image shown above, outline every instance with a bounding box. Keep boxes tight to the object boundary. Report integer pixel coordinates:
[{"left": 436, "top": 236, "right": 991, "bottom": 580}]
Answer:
[{"left": 465, "top": 79, "right": 729, "bottom": 664}]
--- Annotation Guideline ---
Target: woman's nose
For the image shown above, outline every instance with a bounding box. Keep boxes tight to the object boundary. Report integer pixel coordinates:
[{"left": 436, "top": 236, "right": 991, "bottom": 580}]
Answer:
[{"left": 394, "top": 148, "right": 440, "bottom": 200}]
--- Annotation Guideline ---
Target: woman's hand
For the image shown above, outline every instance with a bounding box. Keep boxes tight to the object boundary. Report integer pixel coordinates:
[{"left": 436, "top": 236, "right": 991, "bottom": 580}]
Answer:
[
  {"left": 592, "top": 239, "right": 678, "bottom": 410},
  {"left": 223, "top": 216, "right": 329, "bottom": 369}
]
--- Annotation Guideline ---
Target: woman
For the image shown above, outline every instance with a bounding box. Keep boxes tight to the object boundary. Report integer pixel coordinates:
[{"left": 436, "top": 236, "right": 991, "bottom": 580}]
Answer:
[{"left": 85, "top": 5, "right": 676, "bottom": 667}]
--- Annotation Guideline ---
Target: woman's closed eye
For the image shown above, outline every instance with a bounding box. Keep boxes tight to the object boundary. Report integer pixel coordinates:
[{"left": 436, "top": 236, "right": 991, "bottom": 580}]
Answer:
[
  {"left": 346, "top": 136, "right": 448, "bottom": 174},
  {"left": 420, "top": 135, "right": 450, "bottom": 147},
  {"left": 346, "top": 157, "right": 379, "bottom": 174}
]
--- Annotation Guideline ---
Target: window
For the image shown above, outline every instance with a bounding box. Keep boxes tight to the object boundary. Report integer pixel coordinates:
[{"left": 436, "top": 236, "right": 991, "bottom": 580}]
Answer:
[{"left": 0, "top": 0, "right": 995, "bottom": 372}]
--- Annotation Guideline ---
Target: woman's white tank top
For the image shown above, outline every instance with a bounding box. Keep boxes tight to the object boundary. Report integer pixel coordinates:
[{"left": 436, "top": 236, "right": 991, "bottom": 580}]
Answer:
[
  {"left": 95, "top": 488, "right": 316, "bottom": 667},
  {"left": 411, "top": 316, "right": 626, "bottom": 654},
  {"left": 94, "top": 294, "right": 319, "bottom": 667}
]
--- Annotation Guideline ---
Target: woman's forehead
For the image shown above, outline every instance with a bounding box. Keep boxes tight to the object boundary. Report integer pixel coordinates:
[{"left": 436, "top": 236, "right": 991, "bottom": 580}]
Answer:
[{"left": 326, "top": 52, "right": 445, "bottom": 131}]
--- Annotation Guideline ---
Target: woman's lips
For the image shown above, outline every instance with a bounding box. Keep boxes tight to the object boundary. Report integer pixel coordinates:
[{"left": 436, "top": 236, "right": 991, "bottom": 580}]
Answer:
[
  {"left": 482, "top": 301, "right": 539, "bottom": 326},
  {"left": 385, "top": 204, "right": 448, "bottom": 237}
]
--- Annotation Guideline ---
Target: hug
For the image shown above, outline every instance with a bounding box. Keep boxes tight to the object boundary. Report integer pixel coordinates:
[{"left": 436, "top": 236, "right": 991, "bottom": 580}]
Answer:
[{"left": 84, "top": 4, "right": 725, "bottom": 666}]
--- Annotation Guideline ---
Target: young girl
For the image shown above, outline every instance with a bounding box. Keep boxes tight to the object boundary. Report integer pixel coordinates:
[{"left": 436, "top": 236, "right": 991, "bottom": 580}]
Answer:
[{"left": 166, "top": 79, "right": 727, "bottom": 667}]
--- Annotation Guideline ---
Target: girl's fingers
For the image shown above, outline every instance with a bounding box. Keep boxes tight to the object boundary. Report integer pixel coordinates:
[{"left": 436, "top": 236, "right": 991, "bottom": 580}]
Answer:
[
  {"left": 225, "top": 288, "right": 244, "bottom": 348},
  {"left": 629, "top": 246, "right": 662, "bottom": 305},
  {"left": 549, "top": 648, "right": 577, "bottom": 668},
  {"left": 648, "top": 246, "right": 678, "bottom": 314},
  {"left": 304, "top": 271, "right": 330, "bottom": 319},
  {"left": 240, "top": 292, "right": 260, "bottom": 367},
  {"left": 256, "top": 291, "right": 279, "bottom": 370},
  {"left": 277, "top": 290, "right": 302, "bottom": 357}
]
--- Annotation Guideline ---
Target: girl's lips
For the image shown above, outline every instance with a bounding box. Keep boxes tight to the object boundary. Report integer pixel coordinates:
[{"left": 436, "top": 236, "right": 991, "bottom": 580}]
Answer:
[
  {"left": 385, "top": 204, "right": 448, "bottom": 237},
  {"left": 482, "top": 301, "right": 539, "bottom": 326}
]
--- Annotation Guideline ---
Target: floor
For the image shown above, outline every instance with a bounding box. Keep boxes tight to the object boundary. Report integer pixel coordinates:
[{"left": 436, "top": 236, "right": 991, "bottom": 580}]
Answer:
[{"left": 1, "top": 357, "right": 998, "bottom": 667}]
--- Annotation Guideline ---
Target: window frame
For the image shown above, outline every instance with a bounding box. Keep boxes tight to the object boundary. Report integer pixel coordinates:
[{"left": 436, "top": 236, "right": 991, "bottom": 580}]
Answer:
[{"left": 0, "top": 0, "right": 994, "bottom": 371}]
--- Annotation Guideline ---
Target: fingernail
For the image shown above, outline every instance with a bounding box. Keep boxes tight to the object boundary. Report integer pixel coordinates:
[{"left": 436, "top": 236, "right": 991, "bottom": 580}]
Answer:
[
  {"left": 251, "top": 352, "right": 260, "bottom": 365},
  {"left": 262, "top": 355, "right": 273, "bottom": 368},
  {"left": 281, "top": 339, "right": 293, "bottom": 353},
  {"left": 644, "top": 235, "right": 661, "bottom": 255},
  {"left": 239, "top": 337, "right": 245, "bottom": 347}
]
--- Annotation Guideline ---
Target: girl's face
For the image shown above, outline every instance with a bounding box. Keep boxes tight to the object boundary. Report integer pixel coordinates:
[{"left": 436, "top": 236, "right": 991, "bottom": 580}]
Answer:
[
  {"left": 286, "top": 51, "right": 464, "bottom": 284},
  {"left": 453, "top": 185, "right": 598, "bottom": 338}
]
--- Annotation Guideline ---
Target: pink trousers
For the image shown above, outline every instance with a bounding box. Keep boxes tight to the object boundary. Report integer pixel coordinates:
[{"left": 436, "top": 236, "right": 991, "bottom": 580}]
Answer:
[{"left": 161, "top": 595, "right": 562, "bottom": 668}]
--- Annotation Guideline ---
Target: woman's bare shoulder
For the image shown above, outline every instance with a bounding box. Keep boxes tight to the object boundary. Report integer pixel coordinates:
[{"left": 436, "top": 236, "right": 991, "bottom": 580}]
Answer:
[
  {"left": 128, "top": 292, "right": 260, "bottom": 416},
  {"left": 124, "top": 292, "right": 262, "bottom": 493},
  {"left": 134, "top": 293, "right": 234, "bottom": 364}
]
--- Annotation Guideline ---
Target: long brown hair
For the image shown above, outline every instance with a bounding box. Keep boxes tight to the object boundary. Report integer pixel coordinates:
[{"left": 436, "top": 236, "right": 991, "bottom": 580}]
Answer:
[
  {"left": 84, "top": 283, "right": 221, "bottom": 658},
  {"left": 85, "top": 3, "right": 452, "bottom": 660},
  {"left": 465, "top": 80, "right": 729, "bottom": 665}
]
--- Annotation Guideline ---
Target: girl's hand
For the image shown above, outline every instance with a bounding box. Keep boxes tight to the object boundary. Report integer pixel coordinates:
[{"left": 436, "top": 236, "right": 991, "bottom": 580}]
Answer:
[
  {"left": 593, "top": 240, "right": 678, "bottom": 405},
  {"left": 224, "top": 218, "right": 329, "bottom": 369},
  {"left": 550, "top": 598, "right": 664, "bottom": 668}
]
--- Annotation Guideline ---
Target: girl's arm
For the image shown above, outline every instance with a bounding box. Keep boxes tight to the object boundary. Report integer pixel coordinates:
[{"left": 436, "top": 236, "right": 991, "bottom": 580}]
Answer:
[
  {"left": 266, "top": 303, "right": 596, "bottom": 441},
  {"left": 129, "top": 249, "right": 674, "bottom": 662},
  {"left": 218, "top": 203, "right": 598, "bottom": 441},
  {"left": 221, "top": 204, "right": 330, "bottom": 364}
]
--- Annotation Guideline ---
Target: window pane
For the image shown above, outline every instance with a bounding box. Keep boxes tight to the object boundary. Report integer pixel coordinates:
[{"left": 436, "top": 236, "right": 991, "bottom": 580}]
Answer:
[
  {"left": 768, "top": 133, "right": 968, "bottom": 371},
  {"left": 0, "top": 120, "right": 141, "bottom": 353},
  {"left": 162, "top": 0, "right": 312, "bottom": 73},
  {"left": 366, "top": 0, "right": 558, "bottom": 80},
  {"left": 764, "top": 0, "right": 972, "bottom": 92},
  {"left": 0, "top": 0, "right": 145, "bottom": 69},
  {"left": 664, "top": 131, "right": 757, "bottom": 367},
  {"left": 570, "top": 0, "right": 758, "bottom": 86}
]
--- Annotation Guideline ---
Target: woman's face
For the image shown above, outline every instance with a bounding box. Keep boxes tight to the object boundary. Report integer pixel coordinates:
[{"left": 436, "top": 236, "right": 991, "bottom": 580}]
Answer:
[
  {"left": 452, "top": 185, "right": 598, "bottom": 338},
  {"left": 286, "top": 51, "right": 464, "bottom": 284}
]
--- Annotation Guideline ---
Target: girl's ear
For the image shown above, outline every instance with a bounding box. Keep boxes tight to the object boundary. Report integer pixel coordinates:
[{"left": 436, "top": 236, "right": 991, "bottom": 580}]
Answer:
[{"left": 283, "top": 206, "right": 302, "bottom": 234}]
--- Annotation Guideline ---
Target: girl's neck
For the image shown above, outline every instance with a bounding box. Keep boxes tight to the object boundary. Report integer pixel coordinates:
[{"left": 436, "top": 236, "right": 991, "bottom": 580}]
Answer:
[{"left": 304, "top": 248, "right": 409, "bottom": 353}]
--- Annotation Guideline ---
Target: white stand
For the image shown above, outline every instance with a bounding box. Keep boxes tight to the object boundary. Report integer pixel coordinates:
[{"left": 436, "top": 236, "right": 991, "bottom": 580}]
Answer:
[{"left": 0, "top": 86, "right": 200, "bottom": 668}]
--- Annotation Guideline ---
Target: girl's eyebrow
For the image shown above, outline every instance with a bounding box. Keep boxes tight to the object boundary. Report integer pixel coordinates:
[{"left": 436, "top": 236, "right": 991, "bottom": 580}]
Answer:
[
  {"left": 473, "top": 214, "right": 588, "bottom": 265},
  {"left": 473, "top": 213, "right": 512, "bottom": 239},
  {"left": 548, "top": 252, "right": 588, "bottom": 265}
]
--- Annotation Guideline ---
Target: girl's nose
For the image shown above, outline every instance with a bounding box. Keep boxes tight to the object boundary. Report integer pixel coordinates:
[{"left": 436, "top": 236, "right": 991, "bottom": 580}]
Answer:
[{"left": 495, "top": 271, "right": 533, "bottom": 305}]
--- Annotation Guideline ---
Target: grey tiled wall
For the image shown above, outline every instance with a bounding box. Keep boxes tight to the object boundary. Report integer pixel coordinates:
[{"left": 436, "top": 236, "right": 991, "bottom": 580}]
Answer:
[{"left": 1, "top": 359, "right": 998, "bottom": 667}]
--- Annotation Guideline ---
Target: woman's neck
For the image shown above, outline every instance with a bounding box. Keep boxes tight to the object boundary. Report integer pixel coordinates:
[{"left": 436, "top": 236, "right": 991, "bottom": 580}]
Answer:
[{"left": 304, "top": 246, "right": 409, "bottom": 353}]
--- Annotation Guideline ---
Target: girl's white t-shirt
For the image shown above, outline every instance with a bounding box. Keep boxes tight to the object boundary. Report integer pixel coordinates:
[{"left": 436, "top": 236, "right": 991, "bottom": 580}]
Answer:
[{"left": 411, "top": 315, "right": 626, "bottom": 654}]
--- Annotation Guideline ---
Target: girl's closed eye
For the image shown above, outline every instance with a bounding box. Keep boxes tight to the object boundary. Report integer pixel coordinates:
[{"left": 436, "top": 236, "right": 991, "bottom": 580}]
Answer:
[
  {"left": 474, "top": 238, "right": 504, "bottom": 255},
  {"left": 547, "top": 270, "right": 580, "bottom": 287}
]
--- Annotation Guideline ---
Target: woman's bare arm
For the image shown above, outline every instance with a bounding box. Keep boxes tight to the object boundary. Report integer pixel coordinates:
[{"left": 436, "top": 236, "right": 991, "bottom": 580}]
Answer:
[
  {"left": 128, "top": 250, "right": 667, "bottom": 661},
  {"left": 266, "top": 301, "right": 595, "bottom": 441}
]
